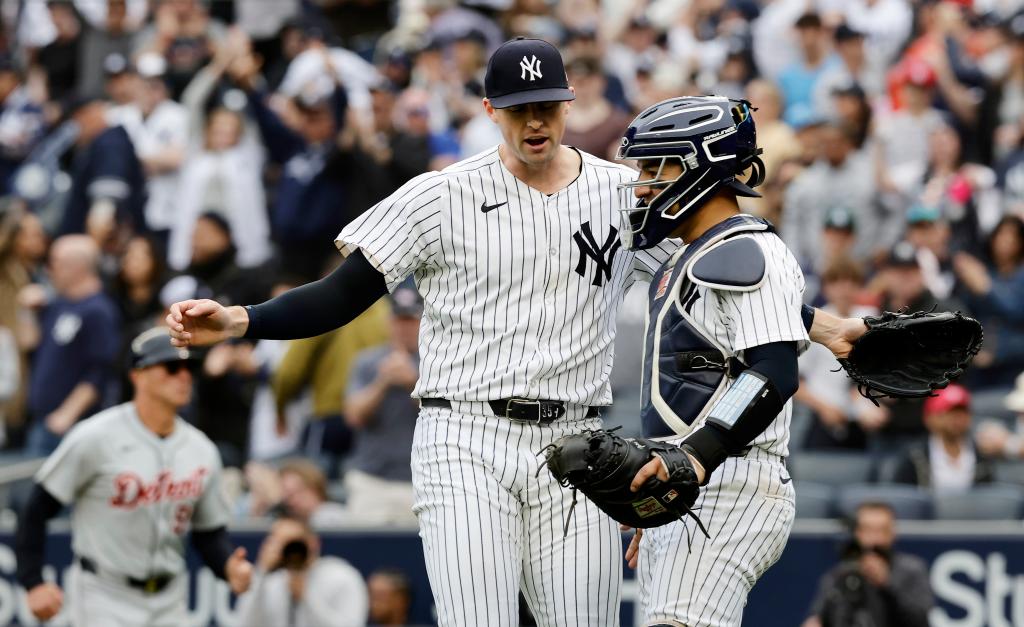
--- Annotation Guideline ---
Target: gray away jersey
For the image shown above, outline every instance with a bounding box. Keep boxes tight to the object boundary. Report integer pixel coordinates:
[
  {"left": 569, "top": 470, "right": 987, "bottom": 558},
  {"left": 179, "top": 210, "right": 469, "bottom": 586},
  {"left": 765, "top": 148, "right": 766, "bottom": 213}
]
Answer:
[
  {"left": 35, "top": 402, "right": 230, "bottom": 579},
  {"left": 336, "top": 146, "right": 675, "bottom": 406}
]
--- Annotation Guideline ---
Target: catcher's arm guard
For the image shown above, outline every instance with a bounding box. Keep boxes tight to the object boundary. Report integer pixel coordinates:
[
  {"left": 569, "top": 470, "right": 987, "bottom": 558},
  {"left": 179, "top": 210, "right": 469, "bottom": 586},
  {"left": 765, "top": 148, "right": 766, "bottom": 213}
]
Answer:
[{"left": 838, "top": 310, "right": 983, "bottom": 403}]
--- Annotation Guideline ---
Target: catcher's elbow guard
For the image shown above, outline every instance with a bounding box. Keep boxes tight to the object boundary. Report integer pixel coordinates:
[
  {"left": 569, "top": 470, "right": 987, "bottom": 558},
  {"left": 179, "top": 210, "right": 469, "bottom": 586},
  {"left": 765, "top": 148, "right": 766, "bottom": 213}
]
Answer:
[{"left": 684, "top": 370, "right": 783, "bottom": 477}]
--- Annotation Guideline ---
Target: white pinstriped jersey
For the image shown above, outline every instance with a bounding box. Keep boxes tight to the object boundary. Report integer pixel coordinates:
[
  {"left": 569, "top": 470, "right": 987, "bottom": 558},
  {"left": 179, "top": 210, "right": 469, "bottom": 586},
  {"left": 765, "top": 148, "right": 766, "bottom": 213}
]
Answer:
[
  {"left": 669, "top": 229, "right": 810, "bottom": 458},
  {"left": 336, "top": 146, "right": 675, "bottom": 406}
]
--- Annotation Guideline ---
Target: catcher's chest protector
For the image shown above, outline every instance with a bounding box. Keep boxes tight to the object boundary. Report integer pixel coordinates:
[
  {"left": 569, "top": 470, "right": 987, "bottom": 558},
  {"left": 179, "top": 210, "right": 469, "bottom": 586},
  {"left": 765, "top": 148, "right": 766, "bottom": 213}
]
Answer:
[{"left": 642, "top": 215, "right": 773, "bottom": 439}]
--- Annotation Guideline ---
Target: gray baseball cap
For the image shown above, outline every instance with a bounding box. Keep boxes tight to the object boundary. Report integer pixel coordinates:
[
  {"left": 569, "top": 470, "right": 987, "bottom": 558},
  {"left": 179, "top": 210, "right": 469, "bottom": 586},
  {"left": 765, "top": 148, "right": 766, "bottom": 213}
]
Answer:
[{"left": 130, "top": 328, "right": 195, "bottom": 369}]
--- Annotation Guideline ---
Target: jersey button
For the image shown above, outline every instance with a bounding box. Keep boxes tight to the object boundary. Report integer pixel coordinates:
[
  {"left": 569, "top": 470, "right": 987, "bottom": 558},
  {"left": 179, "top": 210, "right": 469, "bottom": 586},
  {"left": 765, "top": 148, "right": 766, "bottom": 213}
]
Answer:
[{"left": 549, "top": 247, "right": 557, "bottom": 256}]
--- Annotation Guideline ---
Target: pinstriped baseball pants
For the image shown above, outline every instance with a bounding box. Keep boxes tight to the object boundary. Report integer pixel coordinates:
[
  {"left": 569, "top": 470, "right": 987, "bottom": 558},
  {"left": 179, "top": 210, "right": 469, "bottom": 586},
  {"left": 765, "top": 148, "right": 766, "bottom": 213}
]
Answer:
[
  {"left": 411, "top": 404, "right": 622, "bottom": 627},
  {"left": 637, "top": 451, "right": 795, "bottom": 627}
]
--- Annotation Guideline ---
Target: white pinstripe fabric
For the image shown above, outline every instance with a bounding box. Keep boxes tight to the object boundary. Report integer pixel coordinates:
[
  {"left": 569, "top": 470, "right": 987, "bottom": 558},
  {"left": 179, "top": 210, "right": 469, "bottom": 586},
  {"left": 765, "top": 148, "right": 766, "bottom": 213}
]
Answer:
[
  {"left": 412, "top": 405, "right": 622, "bottom": 627},
  {"left": 336, "top": 147, "right": 675, "bottom": 406},
  {"left": 677, "top": 230, "right": 809, "bottom": 458},
  {"left": 336, "top": 146, "right": 676, "bottom": 624},
  {"left": 637, "top": 453, "right": 795, "bottom": 627}
]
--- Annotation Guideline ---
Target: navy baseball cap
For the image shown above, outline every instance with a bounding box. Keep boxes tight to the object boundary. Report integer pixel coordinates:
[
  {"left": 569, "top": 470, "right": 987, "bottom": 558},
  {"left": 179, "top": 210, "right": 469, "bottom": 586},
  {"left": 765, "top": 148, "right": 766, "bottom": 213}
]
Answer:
[
  {"left": 484, "top": 37, "right": 575, "bottom": 109},
  {"left": 131, "top": 328, "right": 196, "bottom": 369}
]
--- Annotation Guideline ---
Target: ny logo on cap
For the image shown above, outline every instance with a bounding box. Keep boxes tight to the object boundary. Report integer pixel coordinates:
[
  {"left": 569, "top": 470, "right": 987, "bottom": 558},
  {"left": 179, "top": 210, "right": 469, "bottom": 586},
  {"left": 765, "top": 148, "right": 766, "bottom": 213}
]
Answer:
[{"left": 520, "top": 55, "right": 542, "bottom": 81}]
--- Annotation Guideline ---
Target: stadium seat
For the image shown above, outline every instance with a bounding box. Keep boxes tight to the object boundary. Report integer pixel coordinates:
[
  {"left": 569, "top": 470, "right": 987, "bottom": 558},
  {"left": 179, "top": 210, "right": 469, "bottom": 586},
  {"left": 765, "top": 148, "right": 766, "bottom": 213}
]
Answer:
[
  {"left": 794, "top": 481, "right": 834, "bottom": 518},
  {"left": 933, "top": 484, "right": 1024, "bottom": 520},
  {"left": 836, "top": 484, "right": 932, "bottom": 520},
  {"left": 790, "top": 452, "right": 873, "bottom": 486},
  {"left": 993, "top": 461, "right": 1024, "bottom": 485}
]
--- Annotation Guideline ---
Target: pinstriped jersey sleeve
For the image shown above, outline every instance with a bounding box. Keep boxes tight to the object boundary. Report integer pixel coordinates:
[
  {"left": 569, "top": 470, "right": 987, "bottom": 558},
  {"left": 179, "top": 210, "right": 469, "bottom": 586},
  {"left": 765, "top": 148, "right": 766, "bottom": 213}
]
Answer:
[
  {"left": 631, "top": 239, "right": 679, "bottom": 280},
  {"left": 714, "top": 233, "right": 810, "bottom": 354},
  {"left": 335, "top": 171, "right": 446, "bottom": 291}
]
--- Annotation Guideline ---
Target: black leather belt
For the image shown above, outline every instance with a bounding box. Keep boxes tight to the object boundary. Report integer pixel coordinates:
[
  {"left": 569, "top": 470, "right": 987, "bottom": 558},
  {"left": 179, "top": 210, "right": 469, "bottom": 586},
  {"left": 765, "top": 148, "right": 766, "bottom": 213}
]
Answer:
[
  {"left": 421, "top": 398, "right": 600, "bottom": 423},
  {"left": 78, "top": 556, "right": 174, "bottom": 594}
]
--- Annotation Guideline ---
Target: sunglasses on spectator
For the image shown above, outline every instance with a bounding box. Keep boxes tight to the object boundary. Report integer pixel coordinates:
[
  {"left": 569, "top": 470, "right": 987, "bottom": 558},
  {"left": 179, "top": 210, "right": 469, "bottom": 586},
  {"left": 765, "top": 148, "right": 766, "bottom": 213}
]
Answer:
[{"left": 160, "top": 361, "right": 195, "bottom": 375}]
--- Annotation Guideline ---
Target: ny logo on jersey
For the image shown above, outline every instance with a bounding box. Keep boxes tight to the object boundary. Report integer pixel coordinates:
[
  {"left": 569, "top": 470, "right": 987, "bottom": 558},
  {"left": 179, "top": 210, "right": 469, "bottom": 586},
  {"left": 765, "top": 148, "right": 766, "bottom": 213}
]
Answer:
[
  {"left": 520, "top": 55, "right": 542, "bottom": 81},
  {"left": 573, "top": 222, "right": 620, "bottom": 287}
]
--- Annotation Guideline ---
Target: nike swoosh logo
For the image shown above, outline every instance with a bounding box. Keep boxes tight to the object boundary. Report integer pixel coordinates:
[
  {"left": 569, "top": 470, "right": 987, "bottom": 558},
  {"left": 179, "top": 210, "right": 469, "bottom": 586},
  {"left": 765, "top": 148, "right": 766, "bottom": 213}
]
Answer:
[
  {"left": 781, "top": 475, "right": 792, "bottom": 485},
  {"left": 481, "top": 201, "right": 507, "bottom": 213}
]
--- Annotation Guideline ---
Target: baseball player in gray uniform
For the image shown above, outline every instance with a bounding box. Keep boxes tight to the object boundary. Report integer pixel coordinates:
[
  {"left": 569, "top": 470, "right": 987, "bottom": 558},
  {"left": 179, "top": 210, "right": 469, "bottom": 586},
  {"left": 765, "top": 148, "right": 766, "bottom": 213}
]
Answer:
[
  {"left": 15, "top": 328, "right": 253, "bottom": 626},
  {"left": 615, "top": 96, "right": 866, "bottom": 627}
]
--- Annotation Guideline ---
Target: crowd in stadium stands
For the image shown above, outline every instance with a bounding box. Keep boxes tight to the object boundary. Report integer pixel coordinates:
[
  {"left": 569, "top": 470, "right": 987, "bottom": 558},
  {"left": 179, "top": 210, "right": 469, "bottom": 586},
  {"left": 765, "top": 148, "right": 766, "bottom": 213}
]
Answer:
[{"left": 0, "top": 0, "right": 1023, "bottom": 621}]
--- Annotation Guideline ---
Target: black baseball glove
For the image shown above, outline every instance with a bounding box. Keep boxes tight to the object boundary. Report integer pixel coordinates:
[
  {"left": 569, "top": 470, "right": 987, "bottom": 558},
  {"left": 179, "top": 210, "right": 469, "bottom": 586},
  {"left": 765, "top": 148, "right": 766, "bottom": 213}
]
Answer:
[
  {"left": 541, "top": 429, "right": 707, "bottom": 535},
  {"left": 838, "top": 310, "right": 983, "bottom": 402}
]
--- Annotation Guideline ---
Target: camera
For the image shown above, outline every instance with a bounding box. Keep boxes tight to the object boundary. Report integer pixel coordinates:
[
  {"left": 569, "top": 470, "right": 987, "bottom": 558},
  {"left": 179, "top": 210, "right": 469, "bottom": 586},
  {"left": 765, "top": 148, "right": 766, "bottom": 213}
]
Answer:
[{"left": 279, "top": 539, "right": 309, "bottom": 571}]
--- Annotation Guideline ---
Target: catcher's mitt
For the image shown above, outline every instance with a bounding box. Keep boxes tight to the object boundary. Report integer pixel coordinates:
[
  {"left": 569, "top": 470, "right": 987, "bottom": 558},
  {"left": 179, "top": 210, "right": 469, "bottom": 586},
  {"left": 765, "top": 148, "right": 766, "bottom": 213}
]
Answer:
[
  {"left": 541, "top": 428, "right": 707, "bottom": 537},
  {"left": 838, "top": 310, "right": 983, "bottom": 402}
]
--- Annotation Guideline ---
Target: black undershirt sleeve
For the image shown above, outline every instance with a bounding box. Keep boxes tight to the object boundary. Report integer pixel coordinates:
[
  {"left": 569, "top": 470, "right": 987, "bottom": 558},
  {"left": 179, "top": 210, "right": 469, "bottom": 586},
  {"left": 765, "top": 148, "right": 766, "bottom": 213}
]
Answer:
[
  {"left": 244, "top": 249, "right": 389, "bottom": 340},
  {"left": 15, "top": 484, "right": 64, "bottom": 589},
  {"left": 190, "top": 527, "right": 234, "bottom": 579},
  {"left": 801, "top": 304, "right": 815, "bottom": 332}
]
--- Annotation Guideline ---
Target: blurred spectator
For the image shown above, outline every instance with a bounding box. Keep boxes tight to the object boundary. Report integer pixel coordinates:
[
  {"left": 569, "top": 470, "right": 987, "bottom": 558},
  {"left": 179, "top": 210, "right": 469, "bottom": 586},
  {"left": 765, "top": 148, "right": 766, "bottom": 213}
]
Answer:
[
  {"left": 179, "top": 212, "right": 268, "bottom": 307},
  {"left": 34, "top": 1, "right": 82, "bottom": 103},
  {"left": 818, "top": 207, "right": 859, "bottom": 280},
  {"left": 894, "top": 2, "right": 982, "bottom": 129},
  {"left": 276, "top": 34, "right": 379, "bottom": 116},
  {"left": 802, "top": 502, "right": 932, "bottom": 627},
  {"left": 814, "top": 25, "right": 882, "bottom": 117},
  {"left": 893, "top": 384, "right": 995, "bottom": 492},
  {"left": 118, "top": 52, "right": 189, "bottom": 241},
  {"left": 744, "top": 79, "right": 801, "bottom": 221},
  {"left": 23, "top": 235, "right": 120, "bottom": 455},
  {"left": 263, "top": 17, "right": 313, "bottom": 91},
  {"left": 914, "top": 122, "right": 998, "bottom": 258},
  {"left": 0, "top": 56, "right": 47, "bottom": 195},
  {"left": 844, "top": 0, "right": 913, "bottom": 73},
  {"left": 278, "top": 458, "right": 346, "bottom": 526},
  {"left": 272, "top": 272, "right": 389, "bottom": 471},
  {"left": 367, "top": 568, "right": 413, "bottom": 627},
  {"left": 134, "top": 0, "right": 227, "bottom": 98},
  {"left": 170, "top": 31, "right": 270, "bottom": 271},
  {"left": 952, "top": 215, "right": 1024, "bottom": 393},
  {"left": 778, "top": 13, "right": 838, "bottom": 128},
  {"left": 109, "top": 234, "right": 168, "bottom": 399},
  {"left": 782, "top": 122, "right": 877, "bottom": 269},
  {"left": 996, "top": 114, "right": 1024, "bottom": 215},
  {"left": 246, "top": 277, "right": 311, "bottom": 463},
  {"left": 875, "top": 60, "right": 945, "bottom": 199},
  {"left": 976, "top": 372, "right": 1024, "bottom": 459},
  {"left": 342, "top": 283, "right": 422, "bottom": 526},
  {"left": 57, "top": 97, "right": 146, "bottom": 244},
  {"left": 0, "top": 200, "right": 33, "bottom": 448},
  {"left": 339, "top": 82, "right": 432, "bottom": 218},
  {"left": 982, "top": 15, "right": 1024, "bottom": 163},
  {"left": 903, "top": 204, "right": 955, "bottom": 300},
  {"left": 236, "top": 517, "right": 369, "bottom": 627},
  {"left": 12, "top": 210, "right": 48, "bottom": 284},
  {"left": 828, "top": 83, "right": 873, "bottom": 151},
  {"left": 796, "top": 257, "right": 886, "bottom": 450},
  {"left": 236, "top": 44, "right": 352, "bottom": 281},
  {"left": 606, "top": 16, "right": 666, "bottom": 111},
  {"left": 562, "top": 55, "right": 632, "bottom": 160},
  {"left": 74, "top": 0, "right": 149, "bottom": 99},
  {"left": 101, "top": 53, "right": 139, "bottom": 109}
]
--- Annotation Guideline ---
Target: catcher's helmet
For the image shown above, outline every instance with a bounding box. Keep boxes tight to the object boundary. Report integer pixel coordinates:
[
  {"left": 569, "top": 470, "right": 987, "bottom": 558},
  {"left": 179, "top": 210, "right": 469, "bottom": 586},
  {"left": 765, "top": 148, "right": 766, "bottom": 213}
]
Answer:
[{"left": 616, "top": 96, "right": 765, "bottom": 250}]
